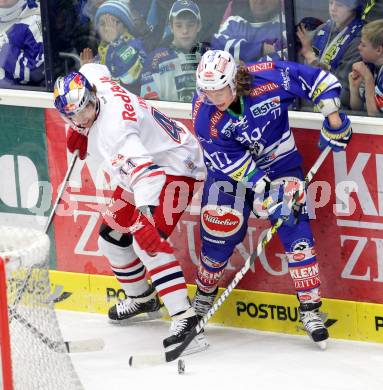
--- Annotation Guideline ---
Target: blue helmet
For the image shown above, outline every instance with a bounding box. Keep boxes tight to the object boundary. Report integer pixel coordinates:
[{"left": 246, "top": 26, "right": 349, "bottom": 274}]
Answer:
[{"left": 53, "top": 72, "right": 95, "bottom": 117}]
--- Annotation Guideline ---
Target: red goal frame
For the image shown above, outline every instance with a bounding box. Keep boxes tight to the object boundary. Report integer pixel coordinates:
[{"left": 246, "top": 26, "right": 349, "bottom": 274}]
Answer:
[{"left": 0, "top": 258, "right": 13, "bottom": 390}]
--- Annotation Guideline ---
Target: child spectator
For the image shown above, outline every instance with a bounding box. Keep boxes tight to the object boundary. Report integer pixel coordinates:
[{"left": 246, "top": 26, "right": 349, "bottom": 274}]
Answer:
[
  {"left": 0, "top": 0, "right": 44, "bottom": 88},
  {"left": 297, "top": 0, "right": 365, "bottom": 108},
  {"left": 349, "top": 19, "right": 383, "bottom": 115},
  {"left": 140, "top": 0, "right": 209, "bottom": 103},
  {"left": 211, "top": 0, "right": 287, "bottom": 63},
  {"left": 80, "top": 0, "right": 147, "bottom": 94}
]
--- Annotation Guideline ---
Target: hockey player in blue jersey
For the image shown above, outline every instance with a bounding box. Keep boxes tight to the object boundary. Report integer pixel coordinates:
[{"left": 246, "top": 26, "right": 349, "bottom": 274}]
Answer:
[
  {"left": 191, "top": 50, "right": 352, "bottom": 347},
  {"left": 0, "top": 0, "right": 44, "bottom": 87}
]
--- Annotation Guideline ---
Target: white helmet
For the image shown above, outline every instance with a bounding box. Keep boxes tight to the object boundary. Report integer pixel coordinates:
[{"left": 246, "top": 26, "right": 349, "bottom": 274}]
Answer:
[{"left": 196, "top": 50, "right": 237, "bottom": 95}]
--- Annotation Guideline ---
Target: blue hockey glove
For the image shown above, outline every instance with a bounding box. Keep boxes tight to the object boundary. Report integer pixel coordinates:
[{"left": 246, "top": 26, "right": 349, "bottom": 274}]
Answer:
[
  {"left": 261, "top": 178, "right": 305, "bottom": 226},
  {"left": 318, "top": 113, "right": 352, "bottom": 152}
]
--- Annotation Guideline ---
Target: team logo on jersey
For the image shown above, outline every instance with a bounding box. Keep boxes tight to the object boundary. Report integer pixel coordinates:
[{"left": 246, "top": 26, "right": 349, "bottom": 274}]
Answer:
[
  {"left": 220, "top": 122, "right": 234, "bottom": 138},
  {"left": 110, "top": 154, "right": 126, "bottom": 167},
  {"left": 231, "top": 115, "right": 249, "bottom": 130},
  {"left": 247, "top": 62, "right": 274, "bottom": 73},
  {"left": 251, "top": 96, "right": 281, "bottom": 118},
  {"left": 290, "top": 238, "right": 312, "bottom": 253},
  {"left": 201, "top": 205, "right": 243, "bottom": 237}
]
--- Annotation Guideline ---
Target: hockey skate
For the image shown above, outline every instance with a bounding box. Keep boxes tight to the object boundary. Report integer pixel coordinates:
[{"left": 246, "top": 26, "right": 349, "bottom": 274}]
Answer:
[
  {"left": 108, "top": 285, "right": 163, "bottom": 325},
  {"left": 192, "top": 287, "right": 218, "bottom": 320},
  {"left": 299, "top": 301, "right": 329, "bottom": 350},
  {"left": 163, "top": 307, "right": 209, "bottom": 357}
]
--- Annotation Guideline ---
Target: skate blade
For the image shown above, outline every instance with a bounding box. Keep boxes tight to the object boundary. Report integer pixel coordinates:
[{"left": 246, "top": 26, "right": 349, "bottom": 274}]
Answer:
[
  {"left": 315, "top": 340, "right": 327, "bottom": 350},
  {"left": 109, "top": 308, "right": 164, "bottom": 326},
  {"left": 165, "top": 333, "right": 209, "bottom": 357},
  {"left": 296, "top": 326, "right": 328, "bottom": 350}
]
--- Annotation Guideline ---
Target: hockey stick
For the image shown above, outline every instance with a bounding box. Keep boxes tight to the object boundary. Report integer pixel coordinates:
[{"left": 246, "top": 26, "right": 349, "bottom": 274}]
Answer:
[
  {"left": 44, "top": 151, "right": 78, "bottom": 232},
  {"left": 162, "top": 146, "right": 332, "bottom": 362},
  {"left": 6, "top": 152, "right": 103, "bottom": 353},
  {"left": 10, "top": 152, "right": 78, "bottom": 310},
  {"left": 9, "top": 308, "right": 104, "bottom": 353}
]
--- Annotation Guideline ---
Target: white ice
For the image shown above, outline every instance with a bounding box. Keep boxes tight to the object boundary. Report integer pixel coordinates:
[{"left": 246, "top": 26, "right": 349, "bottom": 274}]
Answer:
[{"left": 57, "top": 310, "right": 383, "bottom": 390}]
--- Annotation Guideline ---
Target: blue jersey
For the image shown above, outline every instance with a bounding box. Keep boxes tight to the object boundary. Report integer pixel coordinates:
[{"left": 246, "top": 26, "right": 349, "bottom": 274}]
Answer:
[
  {"left": 0, "top": 0, "right": 44, "bottom": 87},
  {"left": 211, "top": 15, "right": 286, "bottom": 63},
  {"left": 192, "top": 61, "right": 341, "bottom": 184}
]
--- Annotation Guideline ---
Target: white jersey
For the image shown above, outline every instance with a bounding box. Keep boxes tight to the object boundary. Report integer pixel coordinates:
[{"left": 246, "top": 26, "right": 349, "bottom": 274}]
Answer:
[{"left": 80, "top": 63, "right": 206, "bottom": 208}]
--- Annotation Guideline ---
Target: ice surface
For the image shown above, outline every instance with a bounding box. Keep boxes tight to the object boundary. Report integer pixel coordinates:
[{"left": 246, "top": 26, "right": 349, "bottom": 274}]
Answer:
[{"left": 57, "top": 310, "right": 383, "bottom": 390}]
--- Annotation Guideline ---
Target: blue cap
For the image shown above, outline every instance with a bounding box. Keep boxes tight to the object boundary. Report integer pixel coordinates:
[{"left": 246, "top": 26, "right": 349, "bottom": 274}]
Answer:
[{"left": 169, "top": 0, "right": 201, "bottom": 21}]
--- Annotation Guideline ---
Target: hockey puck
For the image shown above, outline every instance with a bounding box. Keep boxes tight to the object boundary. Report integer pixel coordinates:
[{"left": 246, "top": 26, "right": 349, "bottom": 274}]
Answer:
[
  {"left": 128, "top": 356, "right": 133, "bottom": 367},
  {"left": 177, "top": 359, "right": 185, "bottom": 374}
]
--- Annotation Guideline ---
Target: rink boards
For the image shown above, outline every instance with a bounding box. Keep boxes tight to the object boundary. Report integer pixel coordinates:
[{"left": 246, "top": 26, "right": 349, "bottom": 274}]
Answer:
[{"left": 50, "top": 270, "right": 383, "bottom": 344}]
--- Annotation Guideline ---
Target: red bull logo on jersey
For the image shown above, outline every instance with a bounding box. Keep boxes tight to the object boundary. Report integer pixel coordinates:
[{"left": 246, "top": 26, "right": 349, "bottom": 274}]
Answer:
[
  {"left": 201, "top": 205, "right": 243, "bottom": 237},
  {"left": 100, "top": 76, "right": 137, "bottom": 122}
]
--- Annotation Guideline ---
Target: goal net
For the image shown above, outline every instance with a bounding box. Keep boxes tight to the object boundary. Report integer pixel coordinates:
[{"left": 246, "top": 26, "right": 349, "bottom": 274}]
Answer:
[{"left": 0, "top": 226, "right": 83, "bottom": 390}]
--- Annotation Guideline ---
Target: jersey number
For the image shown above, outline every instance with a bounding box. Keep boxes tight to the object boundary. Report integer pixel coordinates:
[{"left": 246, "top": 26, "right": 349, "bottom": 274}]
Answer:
[{"left": 151, "top": 107, "right": 185, "bottom": 144}]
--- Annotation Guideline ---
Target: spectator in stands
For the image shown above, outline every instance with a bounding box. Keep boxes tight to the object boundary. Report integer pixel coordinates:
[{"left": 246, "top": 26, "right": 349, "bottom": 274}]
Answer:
[
  {"left": 80, "top": 0, "right": 148, "bottom": 94},
  {"left": 140, "top": 0, "right": 209, "bottom": 103},
  {"left": 211, "top": 0, "right": 287, "bottom": 63},
  {"left": 297, "top": 0, "right": 365, "bottom": 108},
  {"left": 349, "top": 19, "right": 383, "bottom": 115},
  {"left": 0, "top": 0, "right": 44, "bottom": 88}
]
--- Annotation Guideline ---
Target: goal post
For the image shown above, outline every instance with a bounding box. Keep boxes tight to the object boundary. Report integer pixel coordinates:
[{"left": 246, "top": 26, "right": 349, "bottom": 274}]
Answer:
[
  {"left": 0, "top": 226, "right": 83, "bottom": 390},
  {"left": 0, "top": 258, "right": 12, "bottom": 390}
]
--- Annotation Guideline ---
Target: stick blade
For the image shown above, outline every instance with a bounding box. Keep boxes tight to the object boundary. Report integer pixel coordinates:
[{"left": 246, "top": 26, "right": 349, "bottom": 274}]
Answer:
[
  {"left": 129, "top": 354, "right": 165, "bottom": 367},
  {"left": 165, "top": 328, "right": 198, "bottom": 362},
  {"left": 64, "top": 338, "right": 105, "bottom": 353}
]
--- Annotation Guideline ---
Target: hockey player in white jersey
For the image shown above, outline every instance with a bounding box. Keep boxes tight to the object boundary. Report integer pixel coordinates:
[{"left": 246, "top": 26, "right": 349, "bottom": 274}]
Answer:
[{"left": 53, "top": 63, "right": 207, "bottom": 356}]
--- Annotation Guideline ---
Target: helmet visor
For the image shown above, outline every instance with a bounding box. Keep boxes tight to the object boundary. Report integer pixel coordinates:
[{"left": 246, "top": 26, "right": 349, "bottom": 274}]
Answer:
[
  {"left": 70, "top": 101, "right": 97, "bottom": 129},
  {"left": 196, "top": 85, "right": 236, "bottom": 109}
]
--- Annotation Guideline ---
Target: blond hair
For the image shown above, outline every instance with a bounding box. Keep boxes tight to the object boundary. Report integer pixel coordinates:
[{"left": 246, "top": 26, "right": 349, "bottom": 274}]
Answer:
[{"left": 362, "top": 19, "right": 383, "bottom": 48}]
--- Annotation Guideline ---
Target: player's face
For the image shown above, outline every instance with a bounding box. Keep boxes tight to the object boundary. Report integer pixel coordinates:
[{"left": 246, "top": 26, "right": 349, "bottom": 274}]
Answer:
[
  {"left": 329, "top": 0, "right": 355, "bottom": 27},
  {"left": 204, "top": 86, "right": 236, "bottom": 111},
  {"left": 70, "top": 101, "right": 97, "bottom": 129},
  {"left": 97, "top": 13, "right": 126, "bottom": 42},
  {"left": 172, "top": 14, "right": 201, "bottom": 51},
  {"left": 249, "top": 0, "right": 279, "bottom": 22},
  {"left": 358, "top": 37, "right": 382, "bottom": 64}
]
